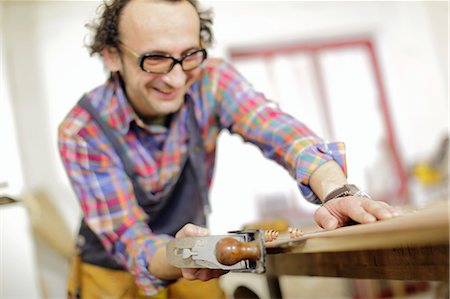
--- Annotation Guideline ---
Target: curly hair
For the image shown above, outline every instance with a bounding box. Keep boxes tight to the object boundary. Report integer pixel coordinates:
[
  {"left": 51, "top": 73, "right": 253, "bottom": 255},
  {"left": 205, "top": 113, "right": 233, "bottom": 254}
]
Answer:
[{"left": 85, "top": 0, "right": 214, "bottom": 56}]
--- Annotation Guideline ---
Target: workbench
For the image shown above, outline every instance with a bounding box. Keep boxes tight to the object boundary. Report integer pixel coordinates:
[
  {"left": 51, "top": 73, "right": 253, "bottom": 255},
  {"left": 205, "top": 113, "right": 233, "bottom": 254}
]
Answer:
[{"left": 263, "top": 200, "right": 449, "bottom": 298}]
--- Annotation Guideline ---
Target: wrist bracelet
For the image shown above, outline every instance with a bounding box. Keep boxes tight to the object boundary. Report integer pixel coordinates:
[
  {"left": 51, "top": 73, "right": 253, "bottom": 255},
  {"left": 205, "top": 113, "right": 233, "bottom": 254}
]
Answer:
[{"left": 322, "top": 184, "right": 371, "bottom": 205}]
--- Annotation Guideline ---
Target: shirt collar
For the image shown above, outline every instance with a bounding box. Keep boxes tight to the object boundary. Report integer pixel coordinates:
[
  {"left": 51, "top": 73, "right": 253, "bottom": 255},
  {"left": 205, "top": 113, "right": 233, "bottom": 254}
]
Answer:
[{"left": 97, "top": 73, "right": 138, "bottom": 135}]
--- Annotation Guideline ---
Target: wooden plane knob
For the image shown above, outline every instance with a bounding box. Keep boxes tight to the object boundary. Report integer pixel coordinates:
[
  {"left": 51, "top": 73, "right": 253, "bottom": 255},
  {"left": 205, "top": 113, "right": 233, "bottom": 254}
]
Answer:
[{"left": 215, "top": 237, "right": 260, "bottom": 266}]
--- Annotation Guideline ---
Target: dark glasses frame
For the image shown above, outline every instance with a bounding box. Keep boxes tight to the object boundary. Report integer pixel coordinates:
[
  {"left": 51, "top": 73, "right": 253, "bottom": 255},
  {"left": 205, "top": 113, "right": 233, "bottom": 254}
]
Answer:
[{"left": 118, "top": 41, "right": 207, "bottom": 74}]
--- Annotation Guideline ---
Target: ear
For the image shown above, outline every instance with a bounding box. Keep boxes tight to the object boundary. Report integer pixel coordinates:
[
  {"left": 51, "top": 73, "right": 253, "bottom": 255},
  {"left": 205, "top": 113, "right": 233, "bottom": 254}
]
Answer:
[{"left": 101, "top": 47, "right": 122, "bottom": 72}]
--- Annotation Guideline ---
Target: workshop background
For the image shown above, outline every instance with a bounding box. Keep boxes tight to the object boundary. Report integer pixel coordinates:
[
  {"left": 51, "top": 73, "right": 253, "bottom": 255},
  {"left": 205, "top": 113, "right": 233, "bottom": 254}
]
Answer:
[{"left": 0, "top": 0, "right": 448, "bottom": 298}]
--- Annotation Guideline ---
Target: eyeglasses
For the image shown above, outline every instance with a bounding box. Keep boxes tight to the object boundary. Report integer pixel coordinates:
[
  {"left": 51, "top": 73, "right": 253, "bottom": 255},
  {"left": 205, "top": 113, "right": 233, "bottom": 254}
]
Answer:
[{"left": 118, "top": 41, "right": 207, "bottom": 74}]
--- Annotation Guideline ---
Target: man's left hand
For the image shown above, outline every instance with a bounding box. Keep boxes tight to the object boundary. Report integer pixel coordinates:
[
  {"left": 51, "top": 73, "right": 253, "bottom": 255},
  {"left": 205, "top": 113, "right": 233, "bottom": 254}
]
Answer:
[
  {"left": 314, "top": 196, "right": 403, "bottom": 230},
  {"left": 175, "top": 224, "right": 228, "bottom": 281}
]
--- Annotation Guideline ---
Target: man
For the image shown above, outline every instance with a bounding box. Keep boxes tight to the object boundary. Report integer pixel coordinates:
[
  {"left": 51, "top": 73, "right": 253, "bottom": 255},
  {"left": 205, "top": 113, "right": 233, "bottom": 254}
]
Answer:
[{"left": 58, "top": 0, "right": 401, "bottom": 297}]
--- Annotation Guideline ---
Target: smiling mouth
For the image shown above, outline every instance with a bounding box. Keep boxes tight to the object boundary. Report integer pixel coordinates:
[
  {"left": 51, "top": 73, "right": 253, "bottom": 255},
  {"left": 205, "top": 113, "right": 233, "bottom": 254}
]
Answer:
[
  {"left": 153, "top": 87, "right": 178, "bottom": 99},
  {"left": 157, "top": 87, "right": 171, "bottom": 92},
  {"left": 154, "top": 87, "right": 173, "bottom": 94}
]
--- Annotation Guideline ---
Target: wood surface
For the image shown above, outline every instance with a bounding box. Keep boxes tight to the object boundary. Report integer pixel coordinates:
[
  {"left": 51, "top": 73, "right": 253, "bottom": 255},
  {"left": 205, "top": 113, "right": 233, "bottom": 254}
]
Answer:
[
  {"left": 265, "top": 200, "right": 448, "bottom": 254},
  {"left": 263, "top": 201, "right": 449, "bottom": 298},
  {"left": 263, "top": 200, "right": 449, "bottom": 281},
  {"left": 266, "top": 244, "right": 448, "bottom": 280}
]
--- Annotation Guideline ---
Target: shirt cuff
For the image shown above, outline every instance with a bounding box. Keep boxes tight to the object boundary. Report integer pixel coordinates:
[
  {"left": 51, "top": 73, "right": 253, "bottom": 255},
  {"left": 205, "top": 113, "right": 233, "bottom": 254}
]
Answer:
[
  {"left": 133, "top": 240, "right": 174, "bottom": 296},
  {"left": 115, "top": 224, "right": 175, "bottom": 296},
  {"left": 296, "top": 142, "right": 347, "bottom": 204}
]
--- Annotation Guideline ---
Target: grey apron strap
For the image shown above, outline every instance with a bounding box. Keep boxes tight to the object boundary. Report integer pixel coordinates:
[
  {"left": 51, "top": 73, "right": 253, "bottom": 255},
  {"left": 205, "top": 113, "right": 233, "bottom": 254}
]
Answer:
[
  {"left": 77, "top": 95, "right": 138, "bottom": 269},
  {"left": 77, "top": 96, "right": 150, "bottom": 205},
  {"left": 186, "top": 94, "right": 211, "bottom": 215}
]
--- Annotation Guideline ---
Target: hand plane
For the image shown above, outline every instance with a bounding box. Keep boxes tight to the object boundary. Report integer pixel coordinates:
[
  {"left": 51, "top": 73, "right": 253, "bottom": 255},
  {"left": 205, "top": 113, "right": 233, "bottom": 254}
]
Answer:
[{"left": 166, "top": 229, "right": 266, "bottom": 273}]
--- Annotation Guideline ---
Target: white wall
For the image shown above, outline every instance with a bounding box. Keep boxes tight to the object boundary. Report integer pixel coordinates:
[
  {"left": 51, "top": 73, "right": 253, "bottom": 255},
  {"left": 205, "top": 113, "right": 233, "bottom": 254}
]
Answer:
[
  {"left": 1, "top": 2, "right": 104, "bottom": 296},
  {"left": 0, "top": 4, "right": 41, "bottom": 298},
  {"left": 1, "top": 1, "right": 448, "bottom": 296},
  {"left": 0, "top": 2, "right": 24, "bottom": 197},
  {"left": 2, "top": 1, "right": 105, "bottom": 231}
]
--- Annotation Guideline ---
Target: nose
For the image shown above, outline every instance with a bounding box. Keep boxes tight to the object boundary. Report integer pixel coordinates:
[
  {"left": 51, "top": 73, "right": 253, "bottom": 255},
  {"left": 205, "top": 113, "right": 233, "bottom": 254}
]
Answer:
[{"left": 162, "top": 63, "right": 187, "bottom": 89}]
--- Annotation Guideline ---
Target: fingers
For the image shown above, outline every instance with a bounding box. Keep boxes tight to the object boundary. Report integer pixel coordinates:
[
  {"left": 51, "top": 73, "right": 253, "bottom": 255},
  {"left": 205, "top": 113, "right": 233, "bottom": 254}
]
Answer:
[
  {"left": 175, "top": 223, "right": 209, "bottom": 238},
  {"left": 317, "top": 197, "right": 403, "bottom": 230},
  {"left": 390, "top": 206, "right": 404, "bottom": 217},
  {"left": 340, "top": 197, "right": 375, "bottom": 224},
  {"left": 182, "top": 268, "right": 227, "bottom": 281},
  {"left": 177, "top": 224, "right": 227, "bottom": 281},
  {"left": 361, "top": 200, "right": 393, "bottom": 220},
  {"left": 314, "top": 206, "right": 339, "bottom": 230},
  {"left": 358, "top": 199, "right": 403, "bottom": 222}
]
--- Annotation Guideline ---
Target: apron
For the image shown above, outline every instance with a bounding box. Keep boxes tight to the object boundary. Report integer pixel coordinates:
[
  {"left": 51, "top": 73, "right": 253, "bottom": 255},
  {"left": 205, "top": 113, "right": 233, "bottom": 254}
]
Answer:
[{"left": 76, "top": 94, "right": 210, "bottom": 270}]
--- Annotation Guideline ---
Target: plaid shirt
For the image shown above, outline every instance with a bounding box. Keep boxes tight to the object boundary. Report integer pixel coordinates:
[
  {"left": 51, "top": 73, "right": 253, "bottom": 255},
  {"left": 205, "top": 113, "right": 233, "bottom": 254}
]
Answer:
[{"left": 58, "top": 58, "right": 346, "bottom": 295}]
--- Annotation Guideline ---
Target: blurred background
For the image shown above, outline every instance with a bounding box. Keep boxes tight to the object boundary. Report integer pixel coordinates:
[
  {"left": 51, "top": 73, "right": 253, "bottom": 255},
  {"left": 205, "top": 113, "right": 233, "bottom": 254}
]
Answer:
[{"left": 0, "top": 0, "right": 448, "bottom": 298}]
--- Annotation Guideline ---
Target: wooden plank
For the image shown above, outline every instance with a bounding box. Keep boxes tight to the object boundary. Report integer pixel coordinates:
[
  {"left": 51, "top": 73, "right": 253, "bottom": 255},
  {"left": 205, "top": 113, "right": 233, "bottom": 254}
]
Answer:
[
  {"left": 22, "top": 191, "right": 75, "bottom": 258},
  {"left": 260, "top": 202, "right": 449, "bottom": 299},
  {"left": 266, "top": 201, "right": 449, "bottom": 254},
  {"left": 266, "top": 244, "right": 449, "bottom": 281}
]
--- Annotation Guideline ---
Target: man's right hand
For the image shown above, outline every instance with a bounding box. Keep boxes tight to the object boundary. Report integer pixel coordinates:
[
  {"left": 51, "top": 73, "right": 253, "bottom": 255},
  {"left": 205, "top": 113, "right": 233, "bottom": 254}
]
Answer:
[{"left": 175, "top": 223, "right": 228, "bottom": 281}]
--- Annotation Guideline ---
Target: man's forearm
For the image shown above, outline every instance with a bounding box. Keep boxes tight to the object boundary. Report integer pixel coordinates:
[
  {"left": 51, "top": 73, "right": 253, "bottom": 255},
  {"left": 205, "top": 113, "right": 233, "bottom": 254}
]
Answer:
[{"left": 309, "top": 160, "right": 348, "bottom": 203}]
